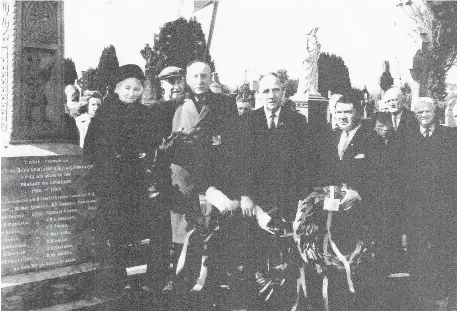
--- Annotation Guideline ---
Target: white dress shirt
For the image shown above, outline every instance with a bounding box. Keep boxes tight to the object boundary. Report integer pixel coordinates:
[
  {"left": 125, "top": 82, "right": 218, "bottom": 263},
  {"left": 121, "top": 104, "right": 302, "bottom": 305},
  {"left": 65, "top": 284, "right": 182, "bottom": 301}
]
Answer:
[
  {"left": 392, "top": 111, "right": 403, "bottom": 130},
  {"left": 264, "top": 106, "right": 282, "bottom": 129},
  {"left": 338, "top": 124, "right": 361, "bottom": 160},
  {"left": 420, "top": 124, "right": 435, "bottom": 137}
]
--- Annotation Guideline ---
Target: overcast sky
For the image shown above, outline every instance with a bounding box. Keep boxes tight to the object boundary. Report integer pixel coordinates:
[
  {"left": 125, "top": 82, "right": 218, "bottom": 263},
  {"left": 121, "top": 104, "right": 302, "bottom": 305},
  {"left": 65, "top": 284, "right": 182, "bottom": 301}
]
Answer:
[{"left": 64, "top": 0, "right": 454, "bottom": 93}]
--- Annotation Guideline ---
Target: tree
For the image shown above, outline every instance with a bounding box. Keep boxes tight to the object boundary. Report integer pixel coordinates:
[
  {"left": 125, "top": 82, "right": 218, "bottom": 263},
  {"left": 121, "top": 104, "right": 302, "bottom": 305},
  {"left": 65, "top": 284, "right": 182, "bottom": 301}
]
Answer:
[
  {"left": 399, "top": 1, "right": 457, "bottom": 101},
  {"left": 276, "top": 69, "right": 289, "bottom": 85},
  {"left": 318, "top": 52, "right": 352, "bottom": 97},
  {"left": 96, "top": 45, "right": 119, "bottom": 94},
  {"left": 79, "top": 68, "right": 98, "bottom": 92},
  {"left": 284, "top": 79, "right": 299, "bottom": 98},
  {"left": 63, "top": 58, "right": 78, "bottom": 86},
  {"left": 144, "top": 17, "right": 216, "bottom": 100},
  {"left": 275, "top": 69, "right": 298, "bottom": 98},
  {"left": 380, "top": 61, "right": 394, "bottom": 92}
]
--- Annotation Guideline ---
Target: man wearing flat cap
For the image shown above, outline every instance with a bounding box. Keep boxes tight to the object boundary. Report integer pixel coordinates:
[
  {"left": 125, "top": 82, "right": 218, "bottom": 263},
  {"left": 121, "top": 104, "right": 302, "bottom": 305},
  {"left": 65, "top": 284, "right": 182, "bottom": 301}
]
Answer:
[{"left": 158, "top": 66, "right": 185, "bottom": 101}]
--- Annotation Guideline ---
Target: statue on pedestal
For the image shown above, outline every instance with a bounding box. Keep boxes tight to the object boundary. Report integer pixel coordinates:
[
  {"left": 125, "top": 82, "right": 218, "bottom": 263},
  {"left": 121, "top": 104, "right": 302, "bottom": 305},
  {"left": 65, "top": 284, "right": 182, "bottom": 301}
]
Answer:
[
  {"left": 291, "top": 27, "right": 327, "bottom": 127},
  {"left": 291, "top": 27, "right": 321, "bottom": 106},
  {"left": 296, "top": 27, "right": 321, "bottom": 96}
]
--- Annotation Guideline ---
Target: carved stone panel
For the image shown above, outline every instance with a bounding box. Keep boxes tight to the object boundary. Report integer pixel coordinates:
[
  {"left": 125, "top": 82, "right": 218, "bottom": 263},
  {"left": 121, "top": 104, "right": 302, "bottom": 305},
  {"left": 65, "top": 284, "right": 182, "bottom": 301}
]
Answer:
[
  {"left": 6, "top": 1, "right": 66, "bottom": 143},
  {"left": 20, "top": 47, "right": 55, "bottom": 138},
  {"left": 21, "top": 1, "right": 58, "bottom": 47}
]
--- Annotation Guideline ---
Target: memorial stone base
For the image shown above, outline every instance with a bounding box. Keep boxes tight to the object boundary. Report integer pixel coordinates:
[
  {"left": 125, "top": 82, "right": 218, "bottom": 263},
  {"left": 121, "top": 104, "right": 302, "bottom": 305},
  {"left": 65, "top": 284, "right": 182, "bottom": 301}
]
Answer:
[
  {"left": 291, "top": 92, "right": 329, "bottom": 132},
  {"left": 1, "top": 143, "right": 100, "bottom": 310}
]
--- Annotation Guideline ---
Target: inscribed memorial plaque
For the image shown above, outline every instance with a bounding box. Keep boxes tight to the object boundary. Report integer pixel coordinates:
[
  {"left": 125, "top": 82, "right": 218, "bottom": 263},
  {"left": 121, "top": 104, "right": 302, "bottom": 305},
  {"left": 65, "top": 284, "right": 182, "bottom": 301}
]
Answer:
[{"left": 1, "top": 155, "right": 97, "bottom": 276}]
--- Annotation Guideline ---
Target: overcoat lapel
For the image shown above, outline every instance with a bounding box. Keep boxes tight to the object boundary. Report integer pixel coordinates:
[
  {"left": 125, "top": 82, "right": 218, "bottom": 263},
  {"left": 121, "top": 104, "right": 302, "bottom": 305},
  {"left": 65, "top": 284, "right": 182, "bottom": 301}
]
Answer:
[{"left": 172, "top": 98, "right": 200, "bottom": 133}]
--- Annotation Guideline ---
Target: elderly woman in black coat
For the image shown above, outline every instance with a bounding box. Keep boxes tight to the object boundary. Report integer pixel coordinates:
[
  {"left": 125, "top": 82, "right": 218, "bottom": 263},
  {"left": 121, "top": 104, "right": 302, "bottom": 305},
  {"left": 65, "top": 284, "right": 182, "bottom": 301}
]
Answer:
[{"left": 84, "top": 64, "right": 171, "bottom": 302}]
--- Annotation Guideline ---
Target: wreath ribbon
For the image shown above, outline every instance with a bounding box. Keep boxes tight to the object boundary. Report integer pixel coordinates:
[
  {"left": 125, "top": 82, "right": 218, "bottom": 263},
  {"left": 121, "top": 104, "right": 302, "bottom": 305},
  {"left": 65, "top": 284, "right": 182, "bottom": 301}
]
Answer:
[{"left": 323, "top": 211, "right": 355, "bottom": 292}]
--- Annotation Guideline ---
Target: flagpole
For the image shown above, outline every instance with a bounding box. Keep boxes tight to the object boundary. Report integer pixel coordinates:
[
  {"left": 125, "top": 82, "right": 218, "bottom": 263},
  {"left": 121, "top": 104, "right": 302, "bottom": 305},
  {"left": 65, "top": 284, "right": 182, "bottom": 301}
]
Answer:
[{"left": 205, "top": 0, "right": 219, "bottom": 59}]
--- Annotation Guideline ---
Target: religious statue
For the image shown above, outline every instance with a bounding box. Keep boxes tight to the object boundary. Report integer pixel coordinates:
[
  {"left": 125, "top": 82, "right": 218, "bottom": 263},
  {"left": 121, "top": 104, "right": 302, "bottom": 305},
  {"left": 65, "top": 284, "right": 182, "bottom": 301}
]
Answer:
[{"left": 296, "top": 27, "right": 321, "bottom": 96}]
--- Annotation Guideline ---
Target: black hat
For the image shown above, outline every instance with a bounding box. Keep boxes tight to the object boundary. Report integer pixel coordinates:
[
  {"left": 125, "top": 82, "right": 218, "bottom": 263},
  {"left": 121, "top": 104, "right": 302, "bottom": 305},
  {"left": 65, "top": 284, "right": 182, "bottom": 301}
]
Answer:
[
  {"left": 158, "top": 66, "right": 185, "bottom": 80},
  {"left": 114, "top": 64, "right": 145, "bottom": 85}
]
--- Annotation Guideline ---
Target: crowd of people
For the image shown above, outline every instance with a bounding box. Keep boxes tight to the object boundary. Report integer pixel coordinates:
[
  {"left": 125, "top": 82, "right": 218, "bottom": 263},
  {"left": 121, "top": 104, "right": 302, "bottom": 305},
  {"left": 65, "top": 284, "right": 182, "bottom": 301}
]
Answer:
[{"left": 80, "top": 60, "right": 457, "bottom": 311}]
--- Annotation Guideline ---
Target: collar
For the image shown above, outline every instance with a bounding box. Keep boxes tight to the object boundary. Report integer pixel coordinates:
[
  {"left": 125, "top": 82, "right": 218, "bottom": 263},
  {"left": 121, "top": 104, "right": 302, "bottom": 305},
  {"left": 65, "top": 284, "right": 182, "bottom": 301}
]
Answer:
[
  {"left": 420, "top": 124, "right": 435, "bottom": 136},
  {"left": 192, "top": 90, "right": 213, "bottom": 102},
  {"left": 392, "top": 110, "right": 403, "bottom": 118},
  {"left": 341, "top": 123, "right": 361, "bottom": 138},
  {"left": 264, "top": 106, "right": 282, "bottom": 118}
]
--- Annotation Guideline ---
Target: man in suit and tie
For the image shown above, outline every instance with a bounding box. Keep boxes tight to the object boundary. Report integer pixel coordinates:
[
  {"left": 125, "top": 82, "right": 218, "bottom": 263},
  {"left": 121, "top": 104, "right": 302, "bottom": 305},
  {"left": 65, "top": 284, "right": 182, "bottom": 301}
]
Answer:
[
  {"left": 249, "top": 72, "right": 312, "bottom": 222},
  {"left": 317, "top": 95, "right": 385, "bottom": 311},
  {"left": 232, "top": 73, "right": 313, "bottom": 310},
  {"left": 403, "top": 97, "right": 457, "bottom": 311},
  {"left": 384, "top": 87, "right": 417, "bottom": 136},
  {"left": 381, "top": 86, "right": 418, "bottom": 259}
]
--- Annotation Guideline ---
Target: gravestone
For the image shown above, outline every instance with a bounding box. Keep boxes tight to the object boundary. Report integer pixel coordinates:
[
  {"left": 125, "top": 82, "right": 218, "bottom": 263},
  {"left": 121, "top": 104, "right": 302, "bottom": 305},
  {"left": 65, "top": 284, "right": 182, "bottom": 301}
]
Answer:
[{"left": 1, "top": 2, "right": 100, "bottom": 310}]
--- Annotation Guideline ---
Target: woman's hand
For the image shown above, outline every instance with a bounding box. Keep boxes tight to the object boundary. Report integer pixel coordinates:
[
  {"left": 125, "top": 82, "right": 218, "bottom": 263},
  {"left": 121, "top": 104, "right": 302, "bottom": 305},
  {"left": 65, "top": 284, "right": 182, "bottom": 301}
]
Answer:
[{"left": 241, "top": 196, "right": 256, "bottom": 217}]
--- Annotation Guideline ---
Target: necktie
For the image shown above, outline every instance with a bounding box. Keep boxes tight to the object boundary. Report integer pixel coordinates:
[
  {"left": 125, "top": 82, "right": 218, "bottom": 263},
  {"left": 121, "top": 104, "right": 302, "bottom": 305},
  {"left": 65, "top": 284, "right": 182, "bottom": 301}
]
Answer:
[
  {"left": 269, "top": 112, "right": 276, "bottom": 129},
  {"left": 338, "top": 131, "right": 350, "bottom": 160},
  {"left": 425, "top": 129, "right": 430, "bottom": 138},
  {"left": 393, "top": 115, "right": 398, "bottom": 131}
]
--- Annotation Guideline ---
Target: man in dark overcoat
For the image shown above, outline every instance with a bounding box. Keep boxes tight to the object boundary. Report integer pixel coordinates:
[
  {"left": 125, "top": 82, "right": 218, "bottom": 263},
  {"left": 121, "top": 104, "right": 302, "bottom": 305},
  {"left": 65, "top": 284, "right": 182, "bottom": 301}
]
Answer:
[{"left": 403, "top": 97, "right": 457, "bottom": 311}]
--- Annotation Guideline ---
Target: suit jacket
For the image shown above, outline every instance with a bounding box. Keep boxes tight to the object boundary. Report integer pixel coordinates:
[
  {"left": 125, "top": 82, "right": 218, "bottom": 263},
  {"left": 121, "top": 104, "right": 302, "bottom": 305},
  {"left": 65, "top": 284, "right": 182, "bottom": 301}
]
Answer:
[
  {"left": 403, "top": 124, "right": 457, "bottom": 233},
  {"left": 390, "top": 108, "right": 418, "bottom": 142},
  {"left": 249, "top": 107, "right": 313, "bottom": 222},
  {"left": 317, "top": 122, "right": 385, "bottom": 252},
  {"left": 216, "top": 114, "right": 253, "bottom": 200},
  {"left": 318, "top": 122, "right": 384, "bottom": 199}
]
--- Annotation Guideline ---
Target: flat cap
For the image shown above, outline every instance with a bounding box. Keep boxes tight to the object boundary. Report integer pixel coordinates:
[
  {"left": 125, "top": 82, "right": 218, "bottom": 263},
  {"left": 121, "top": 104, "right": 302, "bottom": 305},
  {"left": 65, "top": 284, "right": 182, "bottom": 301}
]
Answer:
[{"left": 158, "top": 66, "right": 184, "bottom": 80}]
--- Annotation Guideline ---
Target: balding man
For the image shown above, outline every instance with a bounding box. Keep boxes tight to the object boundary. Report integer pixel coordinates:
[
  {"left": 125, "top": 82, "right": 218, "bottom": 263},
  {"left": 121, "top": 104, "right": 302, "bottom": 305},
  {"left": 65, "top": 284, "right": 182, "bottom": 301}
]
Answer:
[
  {"left": 381, "top": 87, "right": 418, "bottom": 256},
  {"left": 403, "top": 97, "right": 457, "bottom": 311},
  {"left": 383, "top": 87, "right": 417, "bottom": 135},
  {"left": 251, "top": 72, "right": 312, "bottom": 222},
  {"left": 157, "top": 60, "right": 236, "bottom": 309},
  {"left": 242, "top": 73, "right": 313, "bottom": 309}
]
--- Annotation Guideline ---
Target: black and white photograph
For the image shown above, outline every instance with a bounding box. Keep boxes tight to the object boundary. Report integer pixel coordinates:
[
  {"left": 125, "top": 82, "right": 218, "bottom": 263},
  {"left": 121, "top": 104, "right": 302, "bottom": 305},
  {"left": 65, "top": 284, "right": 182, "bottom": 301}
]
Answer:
[{"left": 1, "top": 0, "right": 456, "bottom": 310}]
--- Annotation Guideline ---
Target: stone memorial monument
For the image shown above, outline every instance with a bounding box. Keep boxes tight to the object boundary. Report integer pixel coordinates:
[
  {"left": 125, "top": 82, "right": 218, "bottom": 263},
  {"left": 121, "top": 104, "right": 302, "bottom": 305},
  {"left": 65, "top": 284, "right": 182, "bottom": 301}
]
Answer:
[
  {"left": 2, "top": 2, "right": 98, "bottom": 310},
  {"left": 290, "top": 27, "right": 328, "bottom": 131}
]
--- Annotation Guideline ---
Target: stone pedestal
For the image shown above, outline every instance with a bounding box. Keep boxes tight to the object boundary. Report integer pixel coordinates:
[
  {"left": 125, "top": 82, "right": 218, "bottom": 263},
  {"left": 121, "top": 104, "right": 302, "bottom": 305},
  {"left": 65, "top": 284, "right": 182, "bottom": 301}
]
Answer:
[
  {"left": 2, "top": 1, "right": 66, "bottom": 145},
  {"left": 291, "top": 92, "right": 329, "bottom": 132},
  {"left": 1, "top": 143, "right": 99, "bottom": 310}
]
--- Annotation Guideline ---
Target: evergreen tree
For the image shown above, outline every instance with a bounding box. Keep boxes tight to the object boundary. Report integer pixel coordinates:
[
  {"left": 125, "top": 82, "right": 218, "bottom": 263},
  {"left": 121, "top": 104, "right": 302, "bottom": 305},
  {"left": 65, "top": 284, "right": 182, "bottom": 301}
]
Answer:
[
  {"left": 275, "top": 69, "right": 298, "bottom": 98},
  {"left": 96, "top": 45, "right": 119, "bottom": 94},
  {"left": 318, "top": 52, "right": 352, "bottom": 97},
  {"left": 284, "top": 79, "right": 299, "bottom": 98},
  {"left": 79, "top": 68, "right": 98, "bottom": 92},
  {"left": 148, "top": 17, "right": 216, "bottom": 96},
  {"left": 63, "top": 58, "right": 78, "bottom": 86},
  {"left": 276, "top": 69, "right": 289, "bottom": 85},
  {"left": 380, "top": 61, "right": 394, "bottom": 92}
]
